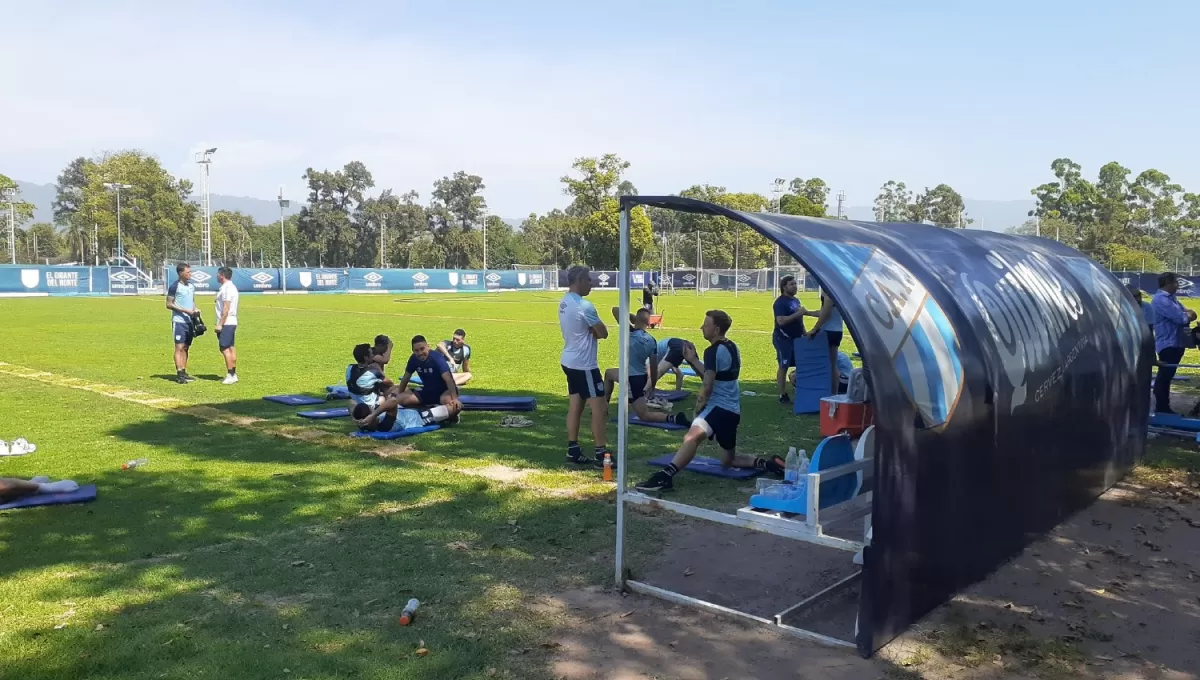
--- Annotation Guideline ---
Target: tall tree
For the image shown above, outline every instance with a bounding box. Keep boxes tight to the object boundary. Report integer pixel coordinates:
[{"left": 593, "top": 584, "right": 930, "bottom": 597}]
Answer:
[
  {"left": 428, "top": 172, "right": 487, "bottom": 267},
  {"left": 919, "top": 183, "right": 970, "bottom": 227},
  {"left": 786, "top": 177, "right": 830, "bottom": 214},
  {"left": 873, "top": 181, "right": 913, "bottom": 222},
  {"left": 296, "top": 161, "right": 374, "bottom": 267},
  {"left": 561, "top": 154, "right": 630, "bottom": 216},
  {"left": 53, "top": 157, "right": 93, "bottom": 261},
  {"left": 675, "top": 185, "right": 773, "bottom": 268}
]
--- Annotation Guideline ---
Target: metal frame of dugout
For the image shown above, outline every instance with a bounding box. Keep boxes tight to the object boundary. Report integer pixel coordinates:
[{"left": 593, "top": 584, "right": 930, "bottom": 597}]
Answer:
[
  {"left": 610, "top": 195, "right": 1149, "bottom": 658},
  {"left": 612, "top": 199, "right": 872, "bottom": 650}
]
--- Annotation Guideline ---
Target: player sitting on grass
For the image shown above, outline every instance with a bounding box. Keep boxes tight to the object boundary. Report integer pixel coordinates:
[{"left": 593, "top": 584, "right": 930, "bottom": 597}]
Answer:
[
  {"left": 436, "top": 329, "right": 473, "bottom": 386},
  {"left": 347, "top": 343, "right": 393, "bottom": 410},
  {"left": 396, "top": 335, "right": 463, "bottom": 421},
  {"left": 0, "top": 477, "right": 80, "bottom": 503},
  {"left": 636, "top": 310, "right": 785, "bottom": 493},
  {"left": 602, "top": 307, "right": 691, "bottom": 427},
  {"left": 352, "top": 399, "right": 452, "bottom": 434},
  {"left": 651, "top": 337, "right": 702, "bottom": 393}
]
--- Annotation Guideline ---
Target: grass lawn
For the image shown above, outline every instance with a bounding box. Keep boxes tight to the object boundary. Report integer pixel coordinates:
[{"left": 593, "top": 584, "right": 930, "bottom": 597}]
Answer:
[{"left": 1, "top": 289, "right": 1197, "bottom": 680}]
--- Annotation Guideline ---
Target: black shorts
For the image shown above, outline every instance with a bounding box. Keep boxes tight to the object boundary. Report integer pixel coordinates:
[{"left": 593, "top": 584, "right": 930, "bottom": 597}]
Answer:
[
  {"left": 662, "top": 339, "right": 685, "bottom": 367},
  {"left": 562, "top": 365, "right": 604, "bottom": 399},
  {"left": 218, "top": 325, "right": 237, "bottom": 350},
  {"left": 172, "top": 320, "right": 194, "bottom": 347},
  {"left": 695, "top": 405, "right": 740, "bottom": 450},
  {"left": 628, "top": 374, "right": 648, "bottom": 402},
  {"left": 416, "top": 387, "right": 445, "bottom": 406},
  {"left": 826, "top": 330, "right": 843, "bottom": 348}
]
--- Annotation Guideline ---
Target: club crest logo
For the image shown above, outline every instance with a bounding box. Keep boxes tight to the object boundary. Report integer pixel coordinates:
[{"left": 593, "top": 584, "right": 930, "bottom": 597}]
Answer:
[
  {"left": 517, "top": 273, "right": 527, "bottom": 286},
  {"left": 299, "top": 271, "right": 313, "bottom": 288},
  {"left": 20, "top": 269, "right": 39, "bottom": 288},
  {"left": 448, "top": 272, "right": 459, "bottom": 286}
]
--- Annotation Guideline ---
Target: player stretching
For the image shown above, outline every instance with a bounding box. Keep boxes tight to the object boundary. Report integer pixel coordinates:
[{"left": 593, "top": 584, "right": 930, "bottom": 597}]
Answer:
[{"left": 603, "top": 307, "right": 691, "bottom": 427}]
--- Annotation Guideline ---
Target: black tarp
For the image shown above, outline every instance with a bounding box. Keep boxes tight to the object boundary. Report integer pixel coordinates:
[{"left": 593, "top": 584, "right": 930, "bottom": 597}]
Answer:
[{"left": 621, "top": 196, "right": 1153, "bottom": 657}]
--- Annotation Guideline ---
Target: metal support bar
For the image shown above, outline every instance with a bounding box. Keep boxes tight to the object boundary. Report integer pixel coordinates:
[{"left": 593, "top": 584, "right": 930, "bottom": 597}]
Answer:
[
  {"left": 775, "top": 571, "right": 861, "bottom": 625},
  {"left": 614, "top": 205, "right": 631, "bottom": 588}
]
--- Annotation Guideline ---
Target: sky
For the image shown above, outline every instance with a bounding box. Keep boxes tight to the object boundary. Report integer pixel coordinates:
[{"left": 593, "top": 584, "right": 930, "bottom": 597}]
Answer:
[{"left": 3, "top": 0, "right": 1199, "bottom": 218}]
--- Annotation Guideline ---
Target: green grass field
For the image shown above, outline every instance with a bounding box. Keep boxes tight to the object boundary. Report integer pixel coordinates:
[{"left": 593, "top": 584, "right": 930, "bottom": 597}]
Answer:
[{"left": 1, "top": 290, "right": 1197, "bottom": 680}]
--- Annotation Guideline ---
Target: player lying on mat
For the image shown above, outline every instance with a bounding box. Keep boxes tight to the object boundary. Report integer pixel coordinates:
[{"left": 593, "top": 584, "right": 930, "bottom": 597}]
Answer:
[
  {"left": 347, "top": 343, "right": 394, "bottom": 409},
  {"left": 436, "top": 328, "right": 473, "bottom": 386},
  {"left": 603, "top": 307, "right": 692, "bottom": 427},
  {"left": 636, "top": 310, "right": 785, "bottom": 492},
  {"left": 651, "top": 336, "right": 703, "bottom": 392},
  {"left": 395, "top": 335, "right": 463, "bottom": 420},
  {"left": 352, "top": 399, "right": 453, "bottom": 434},
  {"left": 0, "top": 477, "right": 80, "bottom": 502}
]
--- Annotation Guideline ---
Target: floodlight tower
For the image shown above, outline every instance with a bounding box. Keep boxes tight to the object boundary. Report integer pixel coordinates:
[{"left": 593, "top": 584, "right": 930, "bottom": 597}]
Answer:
[
  {"left": 196, "top": 148, "right": 217, "bottom": 265},
  {"left": 1, "top": 187, "right": 15, "bottom": 264},
  {"left": 102, "top": 182, "right": 134, "bottom": 262},
  {"left": 771, "top": 178, "right": 786, "bottom": 286},
  {"left": 279, "top": 187, "right": 290, "bottom": 292}
]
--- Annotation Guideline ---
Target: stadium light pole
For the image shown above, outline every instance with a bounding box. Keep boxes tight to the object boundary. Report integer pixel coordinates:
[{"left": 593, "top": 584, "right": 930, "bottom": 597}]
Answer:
[
  {"left": 772, "top": 178, "right": 786, "bottom": 288},
  {"left": 380, "top": 212, "right": 386, "bottom": 268},
  {"left": 279, "top": 187, "right": 290, "bottom": 293},
  {"left": 195, "top": 148, "right": 217, "bottom": 266},
  {"left": 103, "top": 182, "right": 133, "bottom": 263},
  {"left": 1, "top": 187, "right": 15, "bottom": 265},
  {"left": 481, "top": 209, "right": 488, "bottom": 271}
]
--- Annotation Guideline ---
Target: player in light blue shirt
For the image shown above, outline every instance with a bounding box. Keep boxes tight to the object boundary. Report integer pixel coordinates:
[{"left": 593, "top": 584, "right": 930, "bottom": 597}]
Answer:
[
  {"left": 603, "top": 307, "right": 691, "bottom": 427},
  {"left": 166, "top": 263, "right": 200, "bottom": 384},
  {"left": 636, "top": 310, "right": 785, "bottom": 493},
  {"left": 558, "top": 266, "right": 610, "bottom": 467},
  {"left": 806, "top": 289, "right": 846, "bottom": 396}
]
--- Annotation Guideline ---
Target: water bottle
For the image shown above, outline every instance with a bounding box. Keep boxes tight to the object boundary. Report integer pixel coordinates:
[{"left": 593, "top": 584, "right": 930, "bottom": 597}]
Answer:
[
  {"left": 797, "top": 449, "right": 810, "bottom": 477},
  {"left": 121, "top": 458, "right": 149, "bottom": 470},
  {"left": 783, "top": 447, "right": 798, "bottom": 483},
  {"left": 398, "top": 598, "right": 420, "bottom": 626}
]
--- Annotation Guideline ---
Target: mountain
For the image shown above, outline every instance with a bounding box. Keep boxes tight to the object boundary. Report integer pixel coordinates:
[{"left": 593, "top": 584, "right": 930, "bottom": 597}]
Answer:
[
  {"left": 844, "top": 198, "right": 1034, "bottom": 232},
  {"left": 13, "top": 180, "right": 303, "bottom": 226}
]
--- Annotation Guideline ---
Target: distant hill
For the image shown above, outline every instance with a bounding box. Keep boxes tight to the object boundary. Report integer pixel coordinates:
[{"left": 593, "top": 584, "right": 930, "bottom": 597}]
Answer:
[
  {"left": 844, "top": 198, "right": 1034, "bottom": 232},
  {"left": 13, "top": 180, "right": 304, "bottom": 226}
]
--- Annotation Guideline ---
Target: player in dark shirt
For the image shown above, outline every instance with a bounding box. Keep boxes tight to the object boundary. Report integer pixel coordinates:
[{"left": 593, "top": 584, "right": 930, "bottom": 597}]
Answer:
[
  {"left": 396, "top": 335, "right": 462, "bottom": 420},
  {"left": 772, "top": 275, "right": 807, "bottom": 404},
  {"left": 435, "top": 328, "right": 473, "bottom": 386},
  {"left": 642, "top": 280, "right": 658, "bottom": 312}
]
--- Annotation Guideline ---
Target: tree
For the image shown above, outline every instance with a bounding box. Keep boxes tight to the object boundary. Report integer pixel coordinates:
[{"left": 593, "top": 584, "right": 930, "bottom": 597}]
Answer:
[
  {"left": 919, "top": 184, "right": 970, "bottom": 227},
  {"left": 576, "top": 197, "right": 653, "bottom": 270},
  {"left": 210, "top": 210, "right": 257, "bottom": 266},
  {"left": 429, "top": 172, "right": 487, "bottom": 267},
  {"left": 561, "top": 155, "right": 631, "bottom": 216},
  {"left": 296, "top": 161, "right": 374, "bottom": 267},
  {"left": 53, "top": 157, "right": 93, "bottom": 261},
  {"left": 674, "top": 185, "right": 773, "bottom": 269},
  {"left": 17, "top": 223, "right": 61, "bottom": 262},
  {"left": 873, "top": 181, "right": 912, "bottom": 222}
]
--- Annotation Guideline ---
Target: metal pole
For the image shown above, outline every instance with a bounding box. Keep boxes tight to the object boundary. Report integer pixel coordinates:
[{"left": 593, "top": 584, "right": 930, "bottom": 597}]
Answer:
[
  {"left": 116, "top": 187, "right": 123, "bottom": 262},
  {"left": 380, "top": 213, "right": 386, "bottom": 268},
  {"left": 93, "top": 223, "right": 98, "bottom": 266},
  {"left": 614, "top": 202, "right": 631, "bottom": 588},
  {"left": 7, "top": 200, "right": 14, "bottom": 265},
  {"left": 279, "top": 188, "right": 290, "bottom": 293},
  {"left": 734, "top": 227, "right": 740, "bottom": 298},
  {"left": 482, "top": 211, "right": 488, "bottom": 271},
  {"left": 695, "top": 231, "right": 700, "bottom": 296}
]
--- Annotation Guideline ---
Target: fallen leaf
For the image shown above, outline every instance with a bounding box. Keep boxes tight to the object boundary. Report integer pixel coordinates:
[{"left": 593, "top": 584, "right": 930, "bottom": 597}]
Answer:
[
  {"left": 1095, "top": 654, "right": 1114, "bottom": 661},
  {"left": 1112, "top": 610, "right": 1128, "bottom": 620},
  {"left": 446, "top": 541, "right": 471, "bottom": 551},
  {"left": 94, "top": 624, "right": 104, "bottom": 631},
  {"left": 683, "top": 567, "right": 695, "bottom": 577},
  {"left": 1092, "top": 588, "right": 1106, "bottom": 596},
  {"left": 618, "top": 611, "right": 634, "bottom": 618},
  {"left": 290, "top": 560, "right": 308, "bottom": 567},
  {"left": 415, "top": 648, "right": 429, "bottom": 656},
  {"left": 54, "top": 623, "right": 67, "bottom": 630}
]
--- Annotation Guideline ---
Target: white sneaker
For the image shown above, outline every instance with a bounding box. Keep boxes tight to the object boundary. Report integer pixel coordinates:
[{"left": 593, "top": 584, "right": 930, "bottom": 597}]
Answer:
[
  {"left": 0, "top": 441, "right": 8, "bottom": 456},
  {"left": 222, "top": 374, "right": 239, "bottom": 385},
  {"left": 11, "top": 438, "right": 36, "bottom": 454}
]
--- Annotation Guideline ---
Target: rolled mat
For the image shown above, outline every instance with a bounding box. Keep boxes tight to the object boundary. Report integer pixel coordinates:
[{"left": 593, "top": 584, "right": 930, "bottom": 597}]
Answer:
[
  {"left": 0, "top": 484, "right": 98, "bottom": 511},
  {"left": 460, "top": 395, "right": 536, "bottom": 412},
  {"left": 349, "top": 425, "right": 441, "bottom": 439},
  {"left": 298, "top": 408, "right": 351, "bottom": 419},
  {"left": 264, "top": 395, "right": 327, "bottom": 406},
  {"left": 647, "top": 455, "right": 761, "bottom": 479}
]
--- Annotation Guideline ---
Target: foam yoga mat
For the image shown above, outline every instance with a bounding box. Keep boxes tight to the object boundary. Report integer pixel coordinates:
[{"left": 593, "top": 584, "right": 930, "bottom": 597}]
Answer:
[
  {"left": 680, "top": 366, "right": 700, "bottom": 378},
  {"left": 1149, "top": 413, "right": 1200, "bottom": 432},
  {"left": 326, "top": 385, "right": 350, "bottom": 399},
  {"left": 647, "top": 455, "right": 762, "bottom": 479},
  {"left": 460, "top": 395, "right": 536, "bottom": 412},
  {"left": 0, "top": 484, "right": 98, "bottom": 511},
  {"left": 792, "top": 336, "right": 832, "bottom": 415},
  {"left": 349, "top": 424, "right": 440, "bottom": 440},
  {"left": 613, "top": 416, "right": 688, "bottom": 430},
  {"left": 298, "top": 408, "right": 350, "bottom": 419},
  {"left": 653, "top": 390, "right": 690, "bottom": 402},
  {"left": 264, "top": 394, "right": 326, "bottom": 406}
]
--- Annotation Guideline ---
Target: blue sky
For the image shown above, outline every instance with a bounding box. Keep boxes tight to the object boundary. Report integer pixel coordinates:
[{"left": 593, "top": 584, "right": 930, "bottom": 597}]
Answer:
[{"left": 4, "top": 0, "right": 1198, "bottom": 217}]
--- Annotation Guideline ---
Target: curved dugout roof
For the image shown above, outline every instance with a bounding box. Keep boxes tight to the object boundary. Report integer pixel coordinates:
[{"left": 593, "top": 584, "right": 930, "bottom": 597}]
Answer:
[{"left": 621, "top": 195, "right": 1153, "bottom": 656}]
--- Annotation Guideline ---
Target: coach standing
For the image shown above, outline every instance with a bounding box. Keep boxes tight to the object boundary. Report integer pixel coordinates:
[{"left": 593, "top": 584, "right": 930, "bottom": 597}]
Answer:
[
  {"left": 1151, "top": 272, "right": 1196, "bottom": 414},
  {"left": 166, "top": 263, "right": 199, "bottom": 384},
  {"left": 772, "top": 275, "right": 807, "bottom": 404},
  {"left": 559, "top": 265, "right": 610, "bottom": 467},
  {"left": 214, "top": 267, "right": 240, "bottom": 385}
]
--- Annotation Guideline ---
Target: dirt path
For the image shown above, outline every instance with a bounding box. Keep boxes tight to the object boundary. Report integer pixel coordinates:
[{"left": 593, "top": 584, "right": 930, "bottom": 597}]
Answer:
[{"left": 541, "top": 473, "right": 1200, "bottom": 679}]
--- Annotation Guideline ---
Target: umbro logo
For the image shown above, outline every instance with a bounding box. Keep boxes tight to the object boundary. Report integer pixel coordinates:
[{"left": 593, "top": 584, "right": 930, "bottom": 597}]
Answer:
[
  {"left": 250, "top": 272, "right": 273, "bottom": 284},
  {"left": 364, "top": 272, "right": 383, "bottom": 283},
  {"left": 191, "top": 271, "right": 212, "bottom": 283}
]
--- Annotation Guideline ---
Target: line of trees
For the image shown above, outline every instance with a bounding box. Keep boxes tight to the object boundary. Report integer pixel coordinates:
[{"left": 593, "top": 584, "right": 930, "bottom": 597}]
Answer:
[{"left": 1, "top": 154, "right": 1196, "bottom": 273}]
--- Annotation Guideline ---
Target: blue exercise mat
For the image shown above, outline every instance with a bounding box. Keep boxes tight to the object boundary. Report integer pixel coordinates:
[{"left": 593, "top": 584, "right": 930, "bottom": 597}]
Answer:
[
  {"left": 264, "top": 394, "right": 327, "bottom": 406},
  {"left": 326, "top": 385, "right": 350, "bottom": 399},
  {"left": 614, "top": 415, "right": 688, "bottom": 430},
  {"left": 298, "top": 407, "right": 350, "bottom": 419},
  {"left": 653, "top": 389, "right": 690, "bottom": 402},
  {"left": 1149, "top": 413, "right": 1200, "bottom": 432},
  {"left": 647, "top": 455, "right": 761, "bottom": 479},
  {"left": 792, "top": 336, "right": 832, "bottom": 415},
  {"left": 0, "top": 484, "right": 98, "bottom": 511},
  {"left": 460, "top": 395, "right": 536, "bottom": 412},
  {"left": 349, "top": 424, "right": 441, "bottom": 439},
  {"left": 680, "top": 366, "right": 700, "bottom": 378}
]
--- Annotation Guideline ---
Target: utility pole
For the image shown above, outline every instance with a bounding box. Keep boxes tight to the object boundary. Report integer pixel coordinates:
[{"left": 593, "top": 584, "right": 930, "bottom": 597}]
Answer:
[
  {"left": 836, "top": 190, "right": 846, "bottom": 219},
  {"left": 481, "top": 209, "right": 489, "bottom": 271},
  {"left": 772, "top": 178, "right": 786, "bottom": 288},
  {"left": 93, "top": 223, "right": 99, "bottom": 266},
  {"left": 103, "top": 182, "right": 133, "bottom": 263},
  {"left": 279, "top": 187, "right": 290, "bottom": 292},
  {"left": 195, "top": 148, "right": 217, "bottom": 266},
  {"left": 379, "top": 213, "right": 386, "bottom": 268},
  {"left": 1, "top": 187, "right": 15, "bottom": 265}
]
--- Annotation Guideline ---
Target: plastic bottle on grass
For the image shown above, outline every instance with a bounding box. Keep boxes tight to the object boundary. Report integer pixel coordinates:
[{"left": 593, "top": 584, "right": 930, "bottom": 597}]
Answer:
[
  {"left": 602, "top": 453, "right": 613, "bottom": 482},
  {"left": 783, "top": 447, "right": 798, "bottom": 482},
  {"left": 121, "top": 458, "right": 149, "bottom": 470},
  {"left": 399, "top": 598, "right": 420, "bottom": 626}
]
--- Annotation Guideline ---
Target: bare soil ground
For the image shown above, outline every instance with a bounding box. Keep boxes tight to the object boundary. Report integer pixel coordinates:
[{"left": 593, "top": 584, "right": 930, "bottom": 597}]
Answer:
[{"left": 541, "top": 473, "right": 1200, "bottom": 680}]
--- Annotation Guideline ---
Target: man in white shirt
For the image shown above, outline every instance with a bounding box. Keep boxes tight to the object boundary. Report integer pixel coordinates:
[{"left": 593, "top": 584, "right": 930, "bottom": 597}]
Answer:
[
  {"left": 214, "top": 267, "right": 240, "bottom": 384},
  {"left": 559, "top": 265, "right": 609, "bottom": 467}
]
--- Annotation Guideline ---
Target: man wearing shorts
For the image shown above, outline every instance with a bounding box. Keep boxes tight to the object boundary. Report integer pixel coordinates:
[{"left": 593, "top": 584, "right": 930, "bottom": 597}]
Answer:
[
  {"left": 352, "top": 396, "right": 454, "bottom": 434},
  {"left": 773, "top": 275, "right": 807, "bottom": 403},
  {"left": 806, "top": 290, "right": 845, "bottom": 396},
  {"left": 397, "top": 335, "right": 463, "bottom": 420},
  {"left": 651, "top": 337, "right": 702, "bottom": 393},
  {"left": 166, "top": 263, "right": 200, "bottom": 384},
  {"left": 214, "top": 266, "right": 240, "bottom": 384},
  {"left": 559, "top": 265, "right": 609, "bottom": 467},
  {"left": 436, "top": 329, "right": 473, "bottom": 386},
  {"left": 603, "top": 307, "right": 692, "bottom": 426},
  {"left": 636, "top": 310, "right": 784, "bottom": 492}
]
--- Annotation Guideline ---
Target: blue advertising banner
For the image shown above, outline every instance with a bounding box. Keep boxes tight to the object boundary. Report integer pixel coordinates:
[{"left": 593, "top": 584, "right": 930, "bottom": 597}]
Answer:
[
  {"left": 107, "top": 267, "right": 139, "bottom": 295},
  {"left": 347, "top": 268, "right": 546, "bottom": 292},
  {"left": 283, "top": 268, "right": 346, "bottom": 292},
  {"left": 232, "top": 268, "right": 282, "bottom": 292},
  {"left": 0, "top": 265, "right": 98, "bottom": 295},
  {"left": 1114, "top": 271, "right": 1200, "bottom": 298},
  {"left": 557, "top": 270, "right": 650, "bottom": 288}
]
